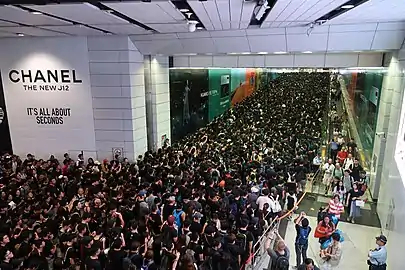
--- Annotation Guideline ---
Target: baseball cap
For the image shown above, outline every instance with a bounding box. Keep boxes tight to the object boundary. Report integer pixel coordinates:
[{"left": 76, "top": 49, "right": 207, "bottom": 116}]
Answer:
[
  {"left": 193, "top": 212, "right": 203, "bottom": 219},
  {"left": 138, "top": 190, "right": 147, "bottom": 196},
  {"left": 376, "top": 235, "right": 387, "bottom": 243}
]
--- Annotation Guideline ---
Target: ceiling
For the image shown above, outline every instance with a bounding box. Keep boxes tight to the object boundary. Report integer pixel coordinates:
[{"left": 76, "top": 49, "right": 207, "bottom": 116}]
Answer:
[{"left": 0, "top": 0, "right": 403, "bottom": 55}]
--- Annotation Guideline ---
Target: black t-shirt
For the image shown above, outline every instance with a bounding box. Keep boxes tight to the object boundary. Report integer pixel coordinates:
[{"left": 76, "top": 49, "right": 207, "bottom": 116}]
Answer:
[
  {"left": 349, "top": 189, "right": 362, "bottom": 201},
  {"left": 63, "top": 246, "right": 77, "bottom": 267},
  {"left": 162, "top": 204, "right": 176, "bottom": 221},
  {"left": 187, "top": 242, "right": 203, "bottom": 262},
  {"left": 86, "top": 258, "right": 102, "bottom": 270},
  {"left": 149, "top": 213, "right": 163, "bottom": 235},
  {"left": 107, "top": 249, "right": 126, "bottom": 270},
  {"left": 190, "top": 221, "right": 203, "bottom": 235}
]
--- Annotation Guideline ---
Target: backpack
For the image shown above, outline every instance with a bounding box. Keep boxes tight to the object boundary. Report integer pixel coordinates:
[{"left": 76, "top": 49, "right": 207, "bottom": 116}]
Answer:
[
  {"left": 235, "top": 233, "right": 247, "bottom": 251},
  {"left": 273, "top": 251, "right": 289, "bottom": 270},
  {"left": 122, "top": 253, "right": 138, "bottom": 270},
  {"left": 173, "top": 209, "right": 184, "bottom": 230},
  {"left": 296, "top": 226, "right": 310, "bottom": 246}
]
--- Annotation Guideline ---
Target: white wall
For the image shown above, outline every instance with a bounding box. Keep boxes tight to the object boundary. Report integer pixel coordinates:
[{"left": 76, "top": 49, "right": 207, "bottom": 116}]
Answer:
[
  {"left": 0, "top": 37, "right": 96, "bottom": 159},
  {"left": 375, "top": 49, "right": 405, "bottom": 269},
  {"left": 144, "top": 55, "right": 171, "bottom": 150},
  {"left": 88, "top": 36, "right": 147, "bottom": 161},
  {"left": 173, "top": 53, "right": 383, "bottom": 68}
]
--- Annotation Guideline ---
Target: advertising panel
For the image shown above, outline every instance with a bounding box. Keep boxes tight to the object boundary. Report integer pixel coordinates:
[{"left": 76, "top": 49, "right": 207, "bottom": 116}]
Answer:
[{"left": 0, "top": 37, "right": 96, "bottom": 158}]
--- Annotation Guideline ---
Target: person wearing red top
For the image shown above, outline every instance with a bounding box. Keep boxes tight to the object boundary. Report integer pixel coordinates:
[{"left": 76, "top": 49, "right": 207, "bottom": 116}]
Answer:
[
  {"left": 324, "top": 194, "right": 345, "bottom": 225},
  {"left": 336, "top": 148, "right": 348, "bottom": 165}
]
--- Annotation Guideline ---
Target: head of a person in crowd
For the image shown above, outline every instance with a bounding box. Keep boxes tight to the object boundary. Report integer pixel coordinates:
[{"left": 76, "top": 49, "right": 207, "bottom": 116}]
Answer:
[
  {"left": 360, "top": 170, "right": 367, "bottom": 178},
  {"left": 261, "top": 188, "right": 269, "bottom": 197},
  {"left": 344, "top": 169, "right": 350, "bottom": 176},
  {"left": 375, "top": 235, "right": 387, "bottom": 246},
  {"left": 303, "top": 258, "right": 316, "bottom": 270},
  {"left": 322, "top": 215, "right": 331, "bottom": 227},
  {"left": 331, "top": 232, "right": 340, "bottom": 243},
  {"left": 275, "top": 238, "right": 286, "bottom": 252},
  {"left": 333, "top": 194, "right": 340, "bottom": 204},
  {"left": 347, "top": 153, "right": 353, "bottom": 160},
  {"left": 335, "top": 163, "right": 341, "bottom": 169},
  {"left": 328, "top": 158, "right": 333, "bottom": 164},
  {"left": 301, "top": 218, "right": 309, "bottom": 228},
  {"left": 354, "top": 158, "right": 359, "bottom": 165},
  {"left": 353, "top": 183, "right": 358, "bottom": 191}
]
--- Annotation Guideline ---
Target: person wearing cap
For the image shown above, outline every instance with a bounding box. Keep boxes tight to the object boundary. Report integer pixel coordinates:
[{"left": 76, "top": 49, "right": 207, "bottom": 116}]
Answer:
[{"left": 367, "top": 235, "right": 387, "bottom": 269}]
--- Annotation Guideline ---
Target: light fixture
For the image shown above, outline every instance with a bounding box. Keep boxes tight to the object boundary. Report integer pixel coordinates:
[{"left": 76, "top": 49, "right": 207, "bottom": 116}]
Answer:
[
  {"left": 17, "top": 33, "right": 24, "bottom": 37},
  {"left": 197, "top": 27, "right": 203, "bottom": 30},
  {"left": 241, "top": 52, "right": 251, "bottom": 55},
  {"left": 274, "top": 51, "right": 287, "bottom": 54},
  {"left": 257, "top": 52, "right": 268, "bottom": 54},
  {"left": 188, "top": 20, "right": 198, "bottom": 24},
  {"left": 341, "top": 4, "right": 354, "bottom": 9},
  {"left": 302, "top": 51, "right": 312, "bottom": 54},
  {"left": 185, "top": 12, "right": 193, "bottom": 18},
  {"left": 179, "top": 8, "right": 189, "bottom": 12},
  {"left": 31, "top": 11, "right": 42, "bottom": 15}
]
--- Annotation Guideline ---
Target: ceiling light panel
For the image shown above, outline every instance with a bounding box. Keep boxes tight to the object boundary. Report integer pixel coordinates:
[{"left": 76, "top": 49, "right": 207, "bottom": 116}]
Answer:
[
  {"left": 26, "top": 3, "right": 129, "bottom": 25},
  {"left": 0, "top": 5, "right": 70, "bottom": 26},
  {"left": 41, "top": 25, "right": 106, "bottom": 36},
  {"left": 330, "top": 0, "right": 405, "bottom": 23},
  {"left": 103, "top": 2, "right": 179, "bottom": 24},
  {"left": 0, "top": 26, "right": 67, "bottom": 37}
]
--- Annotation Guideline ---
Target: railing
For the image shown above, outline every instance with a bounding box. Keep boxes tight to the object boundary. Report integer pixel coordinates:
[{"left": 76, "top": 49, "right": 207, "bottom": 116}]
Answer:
[{"left": 241, "top": 172, "right": 317, "bottom": 270}]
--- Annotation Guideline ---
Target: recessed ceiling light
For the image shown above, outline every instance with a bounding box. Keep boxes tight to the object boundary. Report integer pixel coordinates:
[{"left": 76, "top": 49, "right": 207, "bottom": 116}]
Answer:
[
  {"left": 241, "top": 52, "right": 251, "bottom": 54},
  {"left": 341, "top": 4, "right": 354, "bottom": 9},
  {"left": 302, "top": 51, "right": 312, "bottom": 54},
  {"left": 197, "top": 27, "right": 204, "bottom": 30},
  {"left": 188, "top": 20, "right": 199, "bottom": 24},
  {"left": 227, "top": 53, "right": 239, "bottom": 55},
  {"left": 31, "top": 11, "right": 42, "bottom": 15},
  {"left": 179, "top": 8, "right": 189, "bottom": 12},
  {"left": 257, "top": 52, "right": 268, "bottom": 54},
  {"left": 274, "top": 51, "right": 287, "bottom": 54},
  {"left": 17, "top": 33, "right": 24, "bottom": 37}
]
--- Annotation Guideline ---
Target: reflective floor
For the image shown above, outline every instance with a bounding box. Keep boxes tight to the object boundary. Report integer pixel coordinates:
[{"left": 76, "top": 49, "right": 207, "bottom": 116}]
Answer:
[{"left": 260, "top": 214, "right": 382, "bottom": 270}]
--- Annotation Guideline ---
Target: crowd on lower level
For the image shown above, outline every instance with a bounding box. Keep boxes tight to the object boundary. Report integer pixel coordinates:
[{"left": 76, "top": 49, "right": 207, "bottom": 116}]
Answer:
[{"left": 0, "top": 73, "right": 336, "bottom": 270}]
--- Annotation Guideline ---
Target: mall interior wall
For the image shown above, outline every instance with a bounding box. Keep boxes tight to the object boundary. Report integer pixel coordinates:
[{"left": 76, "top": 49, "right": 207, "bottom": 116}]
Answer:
[
  {"left": 373, "top": 48, "right": 405, "bottom": 269},
  {"left": 0, "top": 36, "right": 150, "bottom": 161},
  {"left": 144, "top": 55, "right": 171, "bottom": 151},
  {"left": 173, "top": 52, "right": 384, "bottom": 68}
]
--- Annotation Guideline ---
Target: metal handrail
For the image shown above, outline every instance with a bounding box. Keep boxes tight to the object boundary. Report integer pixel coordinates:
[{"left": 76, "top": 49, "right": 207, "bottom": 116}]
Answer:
[{"left": 243, "top": 170, "right": 319, "bottom": 270}]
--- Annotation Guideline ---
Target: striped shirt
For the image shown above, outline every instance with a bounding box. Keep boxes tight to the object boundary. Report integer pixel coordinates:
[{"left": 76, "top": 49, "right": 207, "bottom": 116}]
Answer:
[{"left": 328, "top": 200, "right": 344, "bottom": 218}]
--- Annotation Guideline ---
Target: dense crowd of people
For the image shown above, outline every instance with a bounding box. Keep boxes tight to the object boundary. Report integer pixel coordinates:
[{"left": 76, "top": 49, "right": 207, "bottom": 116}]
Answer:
[{"left": 0, "top": 73, "right": 330, "bottom": 270}]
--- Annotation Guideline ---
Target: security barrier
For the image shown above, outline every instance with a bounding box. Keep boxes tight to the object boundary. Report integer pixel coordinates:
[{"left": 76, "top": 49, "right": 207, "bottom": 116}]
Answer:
[{"left": 242, "top": 172, "right": 317, "bottom": 270}]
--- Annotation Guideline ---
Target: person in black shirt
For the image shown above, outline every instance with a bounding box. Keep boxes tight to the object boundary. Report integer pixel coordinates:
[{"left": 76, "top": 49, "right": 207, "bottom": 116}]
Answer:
[
  {"left": 0, "top": 249, "right": 14, "bottom": 270},
  {"left": 190, "top": 213, "right": 204, "bottom": 235},
  {"left": 86, "top": 248, "right": 102, "bottom": 270},
  {"left": 107, "top": 239, "right": 126, "bottom": 270}
]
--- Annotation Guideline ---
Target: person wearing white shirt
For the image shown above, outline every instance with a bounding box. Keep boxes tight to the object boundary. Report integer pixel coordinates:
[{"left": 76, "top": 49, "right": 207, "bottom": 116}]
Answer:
[
  {"left": 343, "top": 154, "right": 354, "bottom": 172},
  {"left": 322, "top": 159, "right": 335, "bottom": 186},
  {"left": 256, "top": 188, "right": 274, "bottom": 211}
]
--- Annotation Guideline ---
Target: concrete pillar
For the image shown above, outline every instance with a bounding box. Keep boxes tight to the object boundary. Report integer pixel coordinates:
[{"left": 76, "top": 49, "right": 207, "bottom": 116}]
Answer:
[
  {"left": 144, "top": 55, "right": 171, "bottom": 151},
  {"left": 88, "top": 36, "right": 147, "bottom": 161}
]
